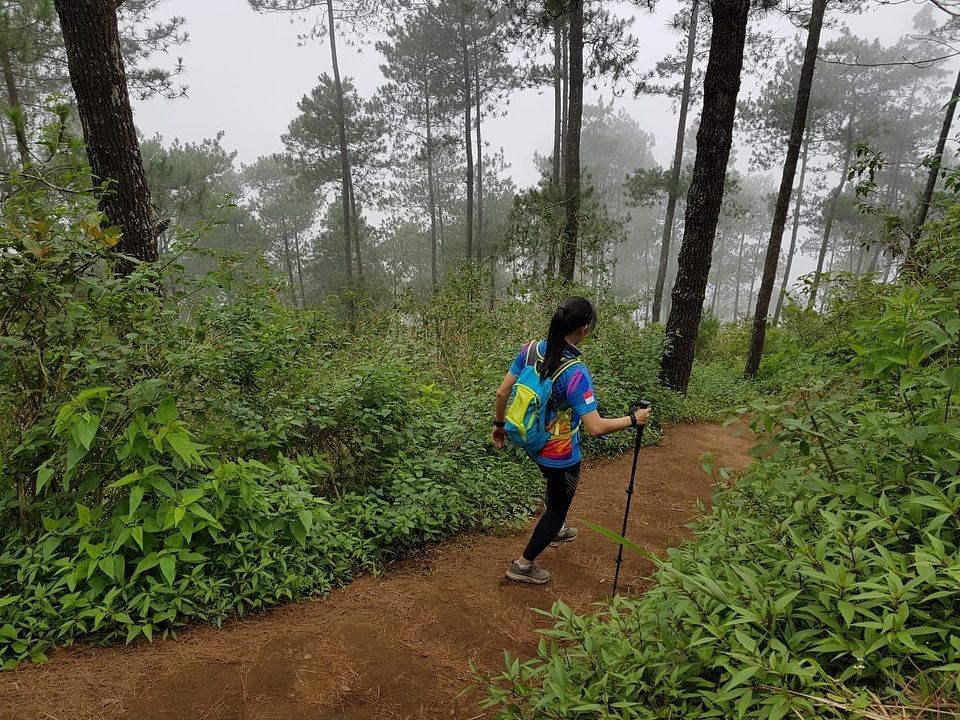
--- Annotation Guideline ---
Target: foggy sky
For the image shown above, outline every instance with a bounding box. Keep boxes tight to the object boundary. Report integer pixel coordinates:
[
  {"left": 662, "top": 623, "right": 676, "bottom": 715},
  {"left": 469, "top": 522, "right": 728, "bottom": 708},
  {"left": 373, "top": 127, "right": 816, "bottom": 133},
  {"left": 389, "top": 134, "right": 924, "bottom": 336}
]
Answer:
[{"left": 132, "top": 0, "right": 944, "bottom": 283}]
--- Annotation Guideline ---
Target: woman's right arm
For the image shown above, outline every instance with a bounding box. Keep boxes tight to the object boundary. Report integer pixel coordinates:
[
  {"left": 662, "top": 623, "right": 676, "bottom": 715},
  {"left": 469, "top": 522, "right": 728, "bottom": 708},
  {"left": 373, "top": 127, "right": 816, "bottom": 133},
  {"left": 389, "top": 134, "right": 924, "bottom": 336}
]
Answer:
[
  {"left": 494, "top": 372, "right": 516, "bottom": 422},
  {"left": 580, "top": 406, "right": 652, "bottom": 437},
  {"left": 492, "top": 371, "right": 517, "bottom": 448}
]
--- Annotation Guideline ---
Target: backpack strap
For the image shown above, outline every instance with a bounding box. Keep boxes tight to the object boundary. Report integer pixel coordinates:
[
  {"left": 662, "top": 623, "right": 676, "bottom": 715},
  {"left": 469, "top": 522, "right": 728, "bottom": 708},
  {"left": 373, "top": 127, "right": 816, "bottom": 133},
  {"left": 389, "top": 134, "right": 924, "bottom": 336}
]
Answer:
[
  {"left": 551, "top": 357, "right": 581, "bottom": 381},
  {"left": 524, "top": 340, "right": 540, "bottom": 367}
]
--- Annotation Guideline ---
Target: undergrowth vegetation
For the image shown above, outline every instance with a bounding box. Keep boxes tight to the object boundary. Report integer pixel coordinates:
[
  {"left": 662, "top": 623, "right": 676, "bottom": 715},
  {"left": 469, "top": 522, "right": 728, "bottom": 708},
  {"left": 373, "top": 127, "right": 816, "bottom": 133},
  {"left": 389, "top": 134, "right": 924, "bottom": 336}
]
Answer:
[
  {"left": 476, "top": 212, "right": 960, "bottom": 717},
  {"left": 0, "top": 185, "right": 747, "bottom": 667}
]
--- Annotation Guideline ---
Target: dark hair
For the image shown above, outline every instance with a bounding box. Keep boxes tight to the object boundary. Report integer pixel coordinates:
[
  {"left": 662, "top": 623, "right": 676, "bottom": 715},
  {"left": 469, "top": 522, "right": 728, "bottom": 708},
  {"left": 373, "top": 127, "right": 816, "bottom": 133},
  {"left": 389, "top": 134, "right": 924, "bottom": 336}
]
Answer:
[{"left": 541, "top": 296, "right": 596, "bottom": 378}]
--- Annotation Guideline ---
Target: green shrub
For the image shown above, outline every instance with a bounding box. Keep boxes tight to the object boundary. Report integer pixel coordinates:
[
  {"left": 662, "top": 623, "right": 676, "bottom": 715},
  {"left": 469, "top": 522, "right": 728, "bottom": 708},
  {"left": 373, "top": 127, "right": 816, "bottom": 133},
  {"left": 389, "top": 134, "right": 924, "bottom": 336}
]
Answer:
[{"left": 0, "top": 184, "right": 758, "bottom": 668}]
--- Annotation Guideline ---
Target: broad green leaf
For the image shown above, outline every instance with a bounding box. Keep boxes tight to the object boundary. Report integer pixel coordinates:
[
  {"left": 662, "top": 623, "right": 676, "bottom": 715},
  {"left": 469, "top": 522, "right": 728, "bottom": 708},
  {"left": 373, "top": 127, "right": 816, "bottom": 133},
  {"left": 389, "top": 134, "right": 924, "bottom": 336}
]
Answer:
[
  {"left": 155, "top": 395, "right": 179, "bottom": 424},
  {"left": 159, "top": 556, "right": 176, "bottom": 585},
  {"left": 109, "top": 471, "right": 140, "bottom": 489},
  {"left": 188, "top": 504, "right": 224, "bottom": 531},
  {"left": 36, "top": 465, "right": 55, "bottom": 494},
  {"left": 128, "top": 486, "right": 144, "bottom": 518},
  {"left": 74, "top": 414, "right": 100, "bottom": 450},
  {"left": 297, "top": 509, "right": 313, "bottom": 536}
]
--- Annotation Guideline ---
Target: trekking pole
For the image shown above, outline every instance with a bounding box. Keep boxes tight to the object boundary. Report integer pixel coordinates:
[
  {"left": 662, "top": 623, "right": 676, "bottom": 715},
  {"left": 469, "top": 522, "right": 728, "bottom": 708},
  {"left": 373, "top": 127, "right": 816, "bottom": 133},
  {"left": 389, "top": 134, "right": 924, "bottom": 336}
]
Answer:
[{"left": 612, "top": 400, "right": 650, "bottom": 596}]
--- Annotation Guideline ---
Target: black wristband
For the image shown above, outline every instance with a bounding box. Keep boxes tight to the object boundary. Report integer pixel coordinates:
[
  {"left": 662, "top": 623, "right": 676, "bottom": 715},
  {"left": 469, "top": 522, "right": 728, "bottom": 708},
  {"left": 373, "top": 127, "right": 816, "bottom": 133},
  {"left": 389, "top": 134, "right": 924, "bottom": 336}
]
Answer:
[
  {"left": 628, "top": 411, "right": 637, "bottom": 428},
  {"left": 493, "top": 420, "right": 506, "bottom": 428}
]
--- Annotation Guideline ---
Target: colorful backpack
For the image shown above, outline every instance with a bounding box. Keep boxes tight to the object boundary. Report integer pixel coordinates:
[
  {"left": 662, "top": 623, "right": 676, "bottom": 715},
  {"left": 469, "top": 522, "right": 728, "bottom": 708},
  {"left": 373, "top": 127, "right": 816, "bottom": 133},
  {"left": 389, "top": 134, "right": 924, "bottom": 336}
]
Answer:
[{"left": 505, "top": 341, "right": 581, "bottom": 453}]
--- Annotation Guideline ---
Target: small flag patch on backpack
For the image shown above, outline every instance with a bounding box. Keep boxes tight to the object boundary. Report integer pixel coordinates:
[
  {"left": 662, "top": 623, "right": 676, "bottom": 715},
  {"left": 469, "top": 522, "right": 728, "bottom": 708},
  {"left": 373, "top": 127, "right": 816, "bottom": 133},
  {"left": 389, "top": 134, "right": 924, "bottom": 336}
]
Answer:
[{"left": 583, "top": 390, "right": 595, "bottom": 405}]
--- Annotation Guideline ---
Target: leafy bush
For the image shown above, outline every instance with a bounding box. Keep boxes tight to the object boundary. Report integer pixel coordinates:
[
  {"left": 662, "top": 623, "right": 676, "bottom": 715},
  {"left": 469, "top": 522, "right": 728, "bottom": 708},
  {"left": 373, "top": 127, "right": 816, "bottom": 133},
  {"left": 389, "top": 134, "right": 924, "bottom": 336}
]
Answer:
[
  {"left": 0, "top": 184, "right": 758, "bottom": 668},
  {"left": 0, "top": 189, "right": 544, "bottom": 667},
  {"left": 476, "top": 213, "right": 960, "bottom": 718}
]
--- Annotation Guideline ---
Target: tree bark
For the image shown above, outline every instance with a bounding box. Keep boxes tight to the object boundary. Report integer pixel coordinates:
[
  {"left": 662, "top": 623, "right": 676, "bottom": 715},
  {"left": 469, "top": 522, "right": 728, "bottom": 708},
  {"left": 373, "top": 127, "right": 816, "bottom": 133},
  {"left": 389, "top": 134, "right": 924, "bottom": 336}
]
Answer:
[
  {"left": 489, "top": 247, "right": 496, "bottom": 310},
  {"left": 281, "top": 231, "right": 296, "bottom": 304},
  {"left": 748, "top": 238, "right": 761, "bottom": 312},
  {"left": 325, "top": 0, "right": 353, "bottom": 283},
  {"left": 561, "top": 17, "right": 568, "bottom": 184},
  {"left": 659, "top": 0, "right": 751, "bottom": 393},
  {"left": 652, "top": 0, "right": 699, "bottom": 323},
  {"left": 0, "top": 45, "right": 29, "bottom": 169},
  {"left": 866, "top": 242, "right": 882, "bottom": 274},
  {"left": 293, "top": 230, "right": 306, "bottom": 308},
  {"left": 54, "top": 0, "right": 158, "bottom": 267},
  {"left": 349, "top": 180, "right": 363, "bottom": 280},
  {"left": 474, "top": 37, "right": 484, "bottom": 261},
  {"left": 745, "top": 0, "right": 826, "bottom": 378},
  {"left": 460, "top": 13, "right": 474, "bottom": 262},
  {"left": 908, "top": 62, "right": 960, "bottom": 258},
  {"left": 425, "top": 90, "right": 439, "bottom": 289},
  {"left": 773, "top": 134, "right": 810, "bottom": 325},
  {"left": 808, "top": 117, "right": 853, "bottom": 310},
  {"left": 733, "top": 228, "right": 745, "bottom": 319},
  {"left": 552, "top": 18, "right": 562, "bottom": 188},
  {"left": 0, "top": 121, "right": 12, "bottom": 170},
  {"left": 547, "top": 227, "right": 558, "bottom": 279},
  {"left": 558, "top": 0, "right": 583, "bottom": 282}
]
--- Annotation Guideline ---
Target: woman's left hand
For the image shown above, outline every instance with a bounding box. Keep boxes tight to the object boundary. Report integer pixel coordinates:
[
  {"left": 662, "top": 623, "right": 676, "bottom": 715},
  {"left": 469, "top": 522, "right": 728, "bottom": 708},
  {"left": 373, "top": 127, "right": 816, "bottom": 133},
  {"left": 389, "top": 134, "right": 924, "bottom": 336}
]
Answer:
[{"left": 492, "top": 426, "right": 507, "bottom": 448}]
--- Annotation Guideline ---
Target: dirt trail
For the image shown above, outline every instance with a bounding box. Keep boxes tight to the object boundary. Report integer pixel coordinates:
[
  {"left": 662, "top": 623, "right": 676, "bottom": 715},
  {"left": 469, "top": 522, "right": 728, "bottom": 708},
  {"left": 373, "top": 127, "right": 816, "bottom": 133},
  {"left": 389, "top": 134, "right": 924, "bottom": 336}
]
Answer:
[{"left": 0, "top": 422, "right": 753, "bottom": 720}]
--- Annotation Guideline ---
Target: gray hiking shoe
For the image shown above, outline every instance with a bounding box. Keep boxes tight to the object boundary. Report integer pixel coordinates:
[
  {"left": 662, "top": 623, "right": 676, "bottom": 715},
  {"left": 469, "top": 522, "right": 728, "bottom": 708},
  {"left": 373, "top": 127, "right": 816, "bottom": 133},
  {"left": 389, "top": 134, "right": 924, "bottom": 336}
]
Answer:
[
  {"left": 506, "top": 561, "right": 551, "bottom": 585},
  {"left": 551, "top": 526, "right": 579, "bottom": 546}
]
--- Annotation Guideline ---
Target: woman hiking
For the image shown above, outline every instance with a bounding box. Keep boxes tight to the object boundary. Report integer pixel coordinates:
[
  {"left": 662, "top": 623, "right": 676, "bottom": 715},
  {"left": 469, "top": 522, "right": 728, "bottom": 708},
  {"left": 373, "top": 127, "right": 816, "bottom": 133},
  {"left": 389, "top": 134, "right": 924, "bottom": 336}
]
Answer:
[{"left": 492, "top": 296, "right": 651, "bottom": 585}]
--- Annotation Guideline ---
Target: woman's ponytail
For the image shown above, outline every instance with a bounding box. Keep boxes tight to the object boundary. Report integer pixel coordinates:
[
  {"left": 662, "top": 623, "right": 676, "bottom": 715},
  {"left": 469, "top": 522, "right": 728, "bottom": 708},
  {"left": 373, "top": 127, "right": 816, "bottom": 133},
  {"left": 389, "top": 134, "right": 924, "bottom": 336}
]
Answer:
[{"left": 541, "top": 296, "right": 596, "bottom": 378}]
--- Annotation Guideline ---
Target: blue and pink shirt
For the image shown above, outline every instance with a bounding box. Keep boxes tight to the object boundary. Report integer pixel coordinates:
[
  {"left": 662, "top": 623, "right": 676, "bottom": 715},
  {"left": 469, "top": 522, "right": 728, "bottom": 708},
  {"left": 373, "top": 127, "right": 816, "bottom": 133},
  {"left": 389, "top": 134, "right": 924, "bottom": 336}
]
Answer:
[{"left": 508, "top": 340, "right": 598, "bottom": 468}]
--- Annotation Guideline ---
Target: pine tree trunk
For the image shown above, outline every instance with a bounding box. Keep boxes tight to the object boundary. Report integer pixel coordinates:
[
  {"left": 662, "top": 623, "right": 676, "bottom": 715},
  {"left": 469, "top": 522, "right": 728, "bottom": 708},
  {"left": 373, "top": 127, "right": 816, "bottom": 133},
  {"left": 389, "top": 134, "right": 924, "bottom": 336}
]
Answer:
[
  {"left": 652, "top": 0, "right": 699, "bottom": 322},
  {"left": 294, "top": 231, "right": 307, "bottom": 308},
  {"left": 474, "top": 38, "right": 484, "bottom": 261},
  {"left": 349, "top": 180, "right": 363, "bottom": 280},
  {"left": 460, "top": 14, "right": 474, "bottom": 262},
  {"left": 54, "top": 0, "right": 158, "bottom": 267},
  {"left": 808, "top": 118, "right": 853, "bottom": 310},
  {"left": 0, "top": 45, "right": 29, "bottom": 169},
  {"left": 438, "top": 199, "right": 445, "bottom": 251},
  {"left": 663, "top": 211, "right": 683, "bottom": 319},
  {"left": 282, "top": 231, "right": 296, "bottom": 304},
  {"left": 0, "top": 121, "right": 12, "bottom": 169},
  {"left": 659, "top": 0, "right": 751, "bottom": 393},
  {"left": 561, "top": 18, "right": 568, "bottom": 184},
  {"left": 773, "top": 134, "right": 810, "bottom": 325},
  {"left": 908, "top": 63, "right": 960, "bottom": 258},
  {"left": 489, "top": 248, "right": 496, "bottom": 310},
  {"left": 866, "top": 243, "right": 882, "bottom": 274},
  {"left": 748, "top": 239, "right": 761, "bottom": 314},
  {"left": 745, "top": 0, "right": 825, "bottom": 378},
  {"left": 326, "top": 0, "right": 353, "bottom": 283},
  {"left": 547, "top": 228, "right": 558, "bottom": 279},
  {"left": 552, "top": 18, "right": 562, "bottom": 188},
  {"left": 425, "top": 91, "right": 439, "bottom": 289},
  {"left": 558, "top": 0, "right": 583, "bottom": 282}
]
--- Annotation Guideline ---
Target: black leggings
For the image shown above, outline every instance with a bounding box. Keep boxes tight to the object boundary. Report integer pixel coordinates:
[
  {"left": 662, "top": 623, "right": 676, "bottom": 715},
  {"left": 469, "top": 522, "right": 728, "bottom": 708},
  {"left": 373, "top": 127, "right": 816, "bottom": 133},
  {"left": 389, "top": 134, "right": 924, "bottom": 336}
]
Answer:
[{"left": 522, "top": 461, "right": 581, "bottom": 562}]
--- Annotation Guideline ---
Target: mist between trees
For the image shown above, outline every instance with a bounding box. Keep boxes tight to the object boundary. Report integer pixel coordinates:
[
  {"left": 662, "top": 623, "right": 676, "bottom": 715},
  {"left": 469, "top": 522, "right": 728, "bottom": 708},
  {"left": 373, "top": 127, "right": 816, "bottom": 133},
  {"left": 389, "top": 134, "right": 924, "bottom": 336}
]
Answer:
[{"left": 1, "top": 0, "right": 958, "bottom": 385}]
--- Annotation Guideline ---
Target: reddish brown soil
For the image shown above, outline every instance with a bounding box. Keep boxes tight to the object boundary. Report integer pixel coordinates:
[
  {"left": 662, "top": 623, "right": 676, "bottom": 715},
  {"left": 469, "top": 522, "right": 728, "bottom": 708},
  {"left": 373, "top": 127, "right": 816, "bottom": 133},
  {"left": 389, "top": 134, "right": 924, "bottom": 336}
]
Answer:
[{"left": 0, "top": 422, "right": 754, "bottom": 720}]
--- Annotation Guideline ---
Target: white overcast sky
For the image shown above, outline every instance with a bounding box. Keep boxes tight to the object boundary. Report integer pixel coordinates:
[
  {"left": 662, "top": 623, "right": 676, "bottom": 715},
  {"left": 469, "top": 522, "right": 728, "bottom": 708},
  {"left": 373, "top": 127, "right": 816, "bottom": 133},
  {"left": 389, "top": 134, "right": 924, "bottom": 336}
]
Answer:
[
  {"left": 133, "top": 0, "right": 935, "bottom": 180},
  {"left": 131, "top": 0, "right": 950, "bottom": 279}
]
